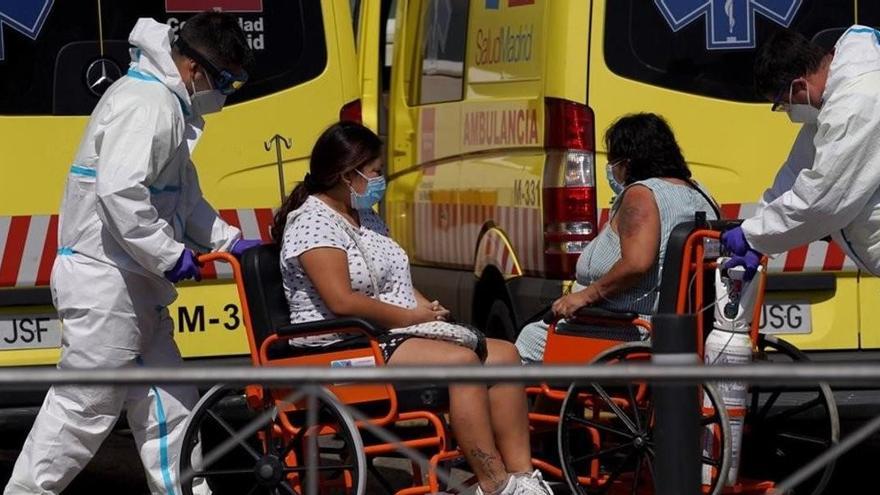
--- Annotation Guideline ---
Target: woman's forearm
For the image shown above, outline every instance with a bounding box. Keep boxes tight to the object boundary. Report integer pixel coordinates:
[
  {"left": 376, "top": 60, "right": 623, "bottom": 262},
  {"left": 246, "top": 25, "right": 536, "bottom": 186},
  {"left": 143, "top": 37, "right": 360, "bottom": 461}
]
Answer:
[
  {"left": 586, "top": 259, "right": 648, "bottom": 303},
  {"left": 327, "top": 292, "right": 416, "bottom": 329}
]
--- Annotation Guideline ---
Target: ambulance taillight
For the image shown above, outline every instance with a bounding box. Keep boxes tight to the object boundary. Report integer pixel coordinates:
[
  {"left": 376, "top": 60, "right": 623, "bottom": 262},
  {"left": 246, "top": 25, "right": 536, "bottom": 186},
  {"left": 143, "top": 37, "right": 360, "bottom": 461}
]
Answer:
[
  {"left": 542, "top": 97, "right": 597, "bottom": 279},
  {"left": 340, "top": 99, "right": 363, "bottom": 123}
]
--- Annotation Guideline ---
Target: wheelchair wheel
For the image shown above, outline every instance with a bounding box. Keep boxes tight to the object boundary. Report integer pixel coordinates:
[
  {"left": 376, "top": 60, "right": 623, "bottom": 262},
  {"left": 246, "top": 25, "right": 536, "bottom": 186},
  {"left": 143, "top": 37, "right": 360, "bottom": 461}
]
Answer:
[
  {"left": 557, "top": 342, "right": 731, "bottom": 495},
  {"left": 179, "top": 384, "right": 367, "bottom": 495},
  {"left": 739, "top": 334, "right": 839, "bottom": 495}
]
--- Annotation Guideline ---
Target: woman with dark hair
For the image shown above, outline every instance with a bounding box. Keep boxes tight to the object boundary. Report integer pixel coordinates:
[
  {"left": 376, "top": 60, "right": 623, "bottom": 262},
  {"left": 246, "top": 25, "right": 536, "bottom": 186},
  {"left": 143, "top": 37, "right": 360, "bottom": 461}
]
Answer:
[
  {"left": 274, "top": 122, "right": 553, "bottom": 495},
  {"left": 516, "top": 113, "right": 719, "bottom": 364}
]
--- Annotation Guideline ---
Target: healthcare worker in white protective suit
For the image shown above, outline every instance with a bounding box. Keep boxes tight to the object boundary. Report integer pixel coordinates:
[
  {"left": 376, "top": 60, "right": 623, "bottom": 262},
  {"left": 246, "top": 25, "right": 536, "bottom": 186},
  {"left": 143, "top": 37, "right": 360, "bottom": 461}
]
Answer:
[
  {"left": 5, "top": 12, "right": 261, "bottom": 495},
  {"left": 721, "top": 26, "right": 880, "bottom": 278}
]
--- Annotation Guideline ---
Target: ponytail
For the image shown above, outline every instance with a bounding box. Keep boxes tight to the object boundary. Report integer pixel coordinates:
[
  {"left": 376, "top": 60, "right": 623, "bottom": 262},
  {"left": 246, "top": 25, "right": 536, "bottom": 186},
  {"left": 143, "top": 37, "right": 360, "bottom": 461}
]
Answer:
[{"left": 270, "top": 182, "right": 311, "bottom": 243}]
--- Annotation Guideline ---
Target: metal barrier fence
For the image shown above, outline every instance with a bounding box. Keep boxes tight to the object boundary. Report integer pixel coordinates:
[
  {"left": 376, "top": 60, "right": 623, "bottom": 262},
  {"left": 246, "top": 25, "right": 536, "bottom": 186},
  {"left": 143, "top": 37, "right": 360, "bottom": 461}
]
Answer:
[
  {"left": 3, "top": 363, "right": 880, "bottom": 385},
  {"left": 2, "top": 363, "right": 879, "bottom": 495}
]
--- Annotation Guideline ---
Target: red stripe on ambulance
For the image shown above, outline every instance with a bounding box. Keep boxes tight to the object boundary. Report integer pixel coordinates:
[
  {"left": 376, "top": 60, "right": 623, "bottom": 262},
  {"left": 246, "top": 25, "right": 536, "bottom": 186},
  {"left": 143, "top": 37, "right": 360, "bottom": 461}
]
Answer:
[
  {"left": 783, "top": 246, "right": 808, "bottom": 272},
  {"left": 824, "top": 243, "right": 847, "bottom": 271},
  {"left": 35, "top": 215, "right": 58, "bottom": 286},
  {"left": 0, "top": 217, "right": 30, "bottom": 287},
  {"left": 720, "top": 204, "right": 740, "bottom": 220},
  {"left": 254, "top": 208, "right": 274, "bottom": 241},
  {"left": 0, "top": 204, "right": 864, "bottom": 287}
]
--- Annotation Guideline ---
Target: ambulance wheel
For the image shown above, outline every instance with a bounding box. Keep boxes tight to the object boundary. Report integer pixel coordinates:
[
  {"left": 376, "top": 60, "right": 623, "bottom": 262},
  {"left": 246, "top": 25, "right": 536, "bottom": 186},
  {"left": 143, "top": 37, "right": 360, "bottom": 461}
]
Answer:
[
  {"left": 740, "top": 335, "right": 839, "bottom": 495},
  {"left": 179, "top": 384, "right": 367, "bottom": 495},
  {"left": 485, "top": 298, "right": 516, "bottom": 342},
  {"left": 557, "top": 342, "right": 731, "bottom": 495}
]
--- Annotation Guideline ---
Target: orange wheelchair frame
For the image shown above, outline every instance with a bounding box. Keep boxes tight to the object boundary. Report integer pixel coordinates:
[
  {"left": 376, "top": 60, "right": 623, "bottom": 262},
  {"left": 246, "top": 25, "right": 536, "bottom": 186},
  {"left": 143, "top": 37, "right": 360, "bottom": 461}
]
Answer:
[
  {"left": 179, "top": 247, "right": 463, "bottom": 495},
  {"left": 524, "top": 222, "right": 837, "bottom": 495},
  {"left": 179, "top": 219, "right": 837, "bottom": 495}
]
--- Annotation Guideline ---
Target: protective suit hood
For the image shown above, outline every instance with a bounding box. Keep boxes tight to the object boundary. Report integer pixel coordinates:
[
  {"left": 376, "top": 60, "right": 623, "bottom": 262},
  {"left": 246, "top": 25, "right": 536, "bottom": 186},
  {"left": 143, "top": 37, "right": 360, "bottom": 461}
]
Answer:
[
  {"left": 823, "top": 26, "right": 880, "bottom": 101},
  {"left": 128, "top": 18, "right": 192, "bottom": 113}
]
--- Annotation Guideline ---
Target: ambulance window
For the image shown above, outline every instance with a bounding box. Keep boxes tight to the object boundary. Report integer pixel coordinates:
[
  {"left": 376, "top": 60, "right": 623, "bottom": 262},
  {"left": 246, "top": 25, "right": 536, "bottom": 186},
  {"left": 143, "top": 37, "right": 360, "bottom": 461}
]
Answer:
[
  {"left": 350, "top": 0, "right": 362, "bottom": 42},
  {"left": 416, "top": 0, "right": 469, "bottom": 105},
  {"left": 603, "top": 2, "right": 854, "bottom": 102},
  {"left": 858, "top": 3, "right": 880, "bottom": 28},
  {"left": 0, "top": 1, "right": 327, "bottom": 116},
  {"left": 386, "top": 0, "right": 398, "bottom": 69}
]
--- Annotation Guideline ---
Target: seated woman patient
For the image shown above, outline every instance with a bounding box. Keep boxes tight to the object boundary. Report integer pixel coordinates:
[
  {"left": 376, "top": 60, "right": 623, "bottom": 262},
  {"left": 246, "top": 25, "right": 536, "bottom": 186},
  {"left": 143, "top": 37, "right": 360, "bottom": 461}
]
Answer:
[
  {"left": 516, "top": 113, "right": 720, "bottom": 364},
  {"left": 274, "top": 122, "right": 553, "bottom": 495}
]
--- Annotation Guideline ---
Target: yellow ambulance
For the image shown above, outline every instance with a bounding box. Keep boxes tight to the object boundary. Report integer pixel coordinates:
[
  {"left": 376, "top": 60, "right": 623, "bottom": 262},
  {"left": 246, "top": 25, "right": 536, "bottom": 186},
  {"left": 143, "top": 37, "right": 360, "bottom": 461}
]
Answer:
[
  {"left": 0, "top": 0, "right": 373, "bottom": 393},
  {"left": 379, "top": 0, "right": 876, "bottom": 359}
]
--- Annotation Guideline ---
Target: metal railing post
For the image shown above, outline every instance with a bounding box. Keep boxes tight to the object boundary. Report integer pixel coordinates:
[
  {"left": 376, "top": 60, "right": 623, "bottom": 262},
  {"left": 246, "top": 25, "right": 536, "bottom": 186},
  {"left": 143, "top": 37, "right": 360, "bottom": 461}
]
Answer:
[{"left": 653, "top": 314, "right": 701, "bottom": 495}]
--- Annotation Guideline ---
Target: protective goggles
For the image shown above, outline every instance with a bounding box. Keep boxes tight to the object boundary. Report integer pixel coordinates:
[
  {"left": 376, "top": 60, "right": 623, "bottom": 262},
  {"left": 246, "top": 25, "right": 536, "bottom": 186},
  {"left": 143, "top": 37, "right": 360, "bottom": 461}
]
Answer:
[
  {"left": 175, "top": 38, "right": 248, "bottom": 95},
  {"left": 770, "top": 81, "right": 794, "bottom": 112},
  {"left": 770, "top": 84, "right": 791, "bottom": 112}
]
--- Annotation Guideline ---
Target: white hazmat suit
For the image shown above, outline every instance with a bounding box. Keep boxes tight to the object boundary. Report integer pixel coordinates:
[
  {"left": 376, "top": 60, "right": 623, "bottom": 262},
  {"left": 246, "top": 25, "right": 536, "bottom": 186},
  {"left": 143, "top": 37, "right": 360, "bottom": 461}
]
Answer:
[
  {"left": 4, "top": 19, "right": 239, "bottom": 495},
  {"left": 743, "top": 26, "right": 880, "bottom": 275}
]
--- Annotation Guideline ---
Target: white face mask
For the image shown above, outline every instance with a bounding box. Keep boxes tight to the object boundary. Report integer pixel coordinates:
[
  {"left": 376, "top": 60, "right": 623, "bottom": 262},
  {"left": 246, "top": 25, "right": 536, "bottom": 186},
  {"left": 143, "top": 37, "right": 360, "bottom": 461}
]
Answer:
[
  {"left": 787, "top": 82, "right": 820, "bottom": 124},
  {"left": 189, "top": 70, "right": 226, "bottom": 116}
]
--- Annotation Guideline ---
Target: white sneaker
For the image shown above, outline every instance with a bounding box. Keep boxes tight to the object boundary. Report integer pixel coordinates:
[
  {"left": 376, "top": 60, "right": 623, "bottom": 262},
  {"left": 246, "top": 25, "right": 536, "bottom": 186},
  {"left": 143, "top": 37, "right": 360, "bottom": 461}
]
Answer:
[
  {"left": 475, "top": 475, "right": 515, "bottom": 495},
  {"left": 512, "top": 470, "right": 554, "bottom": 495},
  {"left": 474, "top": 471, "right": 553, "bottom": 495}
]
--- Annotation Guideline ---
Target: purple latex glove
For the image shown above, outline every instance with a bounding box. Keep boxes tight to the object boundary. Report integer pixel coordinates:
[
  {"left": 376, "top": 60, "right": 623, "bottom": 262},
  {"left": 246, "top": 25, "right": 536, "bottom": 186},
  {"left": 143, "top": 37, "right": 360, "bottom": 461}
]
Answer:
[
  {"left": 164, "top": 249, "right": 202, "bottom": 283},
  {"left": 721, "top": 226, "right": 751, "bottom": 256},
  {"left": 230, "top": 238, "right": 262, "bottom": 258},
  {"left": 723, "top": 249, "right": 762, "bottom": 281}
]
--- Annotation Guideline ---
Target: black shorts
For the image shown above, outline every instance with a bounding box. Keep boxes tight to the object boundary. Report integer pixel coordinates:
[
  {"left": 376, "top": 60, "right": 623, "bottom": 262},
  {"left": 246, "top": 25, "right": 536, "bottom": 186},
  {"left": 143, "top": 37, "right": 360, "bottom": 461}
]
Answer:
[{"left": 377, "top": 333, "right": 415, "bottom": 362}]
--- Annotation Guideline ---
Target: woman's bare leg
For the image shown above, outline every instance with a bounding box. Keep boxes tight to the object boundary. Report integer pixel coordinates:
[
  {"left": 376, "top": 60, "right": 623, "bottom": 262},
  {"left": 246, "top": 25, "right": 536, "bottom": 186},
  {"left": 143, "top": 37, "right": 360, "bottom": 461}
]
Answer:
[
  {"left": 388, "top": 338, "right": 510, "bottom": 493},
  {"left": 484, "top": 338, "right": 533, "bottom": 473}
]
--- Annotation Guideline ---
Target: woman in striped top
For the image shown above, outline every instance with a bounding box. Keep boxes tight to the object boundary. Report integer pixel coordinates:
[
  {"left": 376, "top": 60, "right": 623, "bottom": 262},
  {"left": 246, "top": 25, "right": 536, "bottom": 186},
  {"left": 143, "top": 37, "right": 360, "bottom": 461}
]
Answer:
[{"left": 516, "top": 113, "right": 720, "bottom": 364}]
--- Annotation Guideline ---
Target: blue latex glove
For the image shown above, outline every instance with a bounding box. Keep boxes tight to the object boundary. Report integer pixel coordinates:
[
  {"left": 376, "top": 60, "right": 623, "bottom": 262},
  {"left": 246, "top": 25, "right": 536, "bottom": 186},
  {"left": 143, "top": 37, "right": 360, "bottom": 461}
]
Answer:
[
  {"left": 164, "top": 249, "right": 202, "bottom": 283},
  {"left": 723, "top": 249, "right": 762, "bottom": 281},
  {"left": 230, "top": 238, "right": 262, "bottom": 258},
  {"left": 721, "top": 226, "right": 751, "bottom": 256}
]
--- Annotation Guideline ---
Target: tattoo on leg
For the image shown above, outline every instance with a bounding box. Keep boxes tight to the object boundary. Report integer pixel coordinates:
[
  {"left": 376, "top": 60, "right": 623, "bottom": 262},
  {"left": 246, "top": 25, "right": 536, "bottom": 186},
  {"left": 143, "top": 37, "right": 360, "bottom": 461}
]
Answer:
[{"left": 470, "top": 447, "right": 506, "bottom": 488}]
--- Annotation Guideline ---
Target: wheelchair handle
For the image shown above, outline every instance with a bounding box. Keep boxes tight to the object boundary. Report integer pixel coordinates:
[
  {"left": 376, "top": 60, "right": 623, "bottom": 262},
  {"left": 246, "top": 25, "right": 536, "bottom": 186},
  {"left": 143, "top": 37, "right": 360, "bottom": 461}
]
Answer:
[{"left": 196, "top": 251, "right": 238, "bottom": 266}]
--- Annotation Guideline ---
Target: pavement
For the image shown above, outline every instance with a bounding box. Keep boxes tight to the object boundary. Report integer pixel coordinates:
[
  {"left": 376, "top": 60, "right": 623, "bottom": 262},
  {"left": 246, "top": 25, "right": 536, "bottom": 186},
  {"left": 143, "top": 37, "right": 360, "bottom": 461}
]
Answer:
[
  {"left": 0, "top": 408, "right": 876, "bottom": 494},
  {"left": 0, "top": 407, "right": 470, "bottom": 494}
]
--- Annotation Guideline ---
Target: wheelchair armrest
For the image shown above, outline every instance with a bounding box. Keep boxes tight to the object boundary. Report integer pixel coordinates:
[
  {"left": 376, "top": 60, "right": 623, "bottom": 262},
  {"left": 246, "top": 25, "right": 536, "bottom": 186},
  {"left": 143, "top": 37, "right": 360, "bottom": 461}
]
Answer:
[
  {"left": 572, "top": 307, "right": 638, "bottom": 321},
  {"left": 275, "top": 317, "right": 386, "bottom": 339},
  {"left": 542, "top": 306, "right": 639, "bottom": 324}
]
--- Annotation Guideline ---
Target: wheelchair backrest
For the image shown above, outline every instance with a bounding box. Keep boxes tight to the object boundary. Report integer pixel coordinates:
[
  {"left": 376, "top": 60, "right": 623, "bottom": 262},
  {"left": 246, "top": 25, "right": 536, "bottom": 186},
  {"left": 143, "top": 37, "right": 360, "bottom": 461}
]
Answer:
[
  {"left": 240, "top": 243, "right": 291, "bottom": 353},
  {"left": 656, "top": 218, "right": 744, "bottom": 339}
]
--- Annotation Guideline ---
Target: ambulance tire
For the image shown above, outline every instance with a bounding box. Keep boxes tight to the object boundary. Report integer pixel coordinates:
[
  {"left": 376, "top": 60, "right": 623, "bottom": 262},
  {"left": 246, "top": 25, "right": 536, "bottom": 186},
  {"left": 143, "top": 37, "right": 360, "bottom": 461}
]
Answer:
[
  {"left": 739, "top": 335, "right": 839, "bottom": 495},
  {"left": 179, "top": 384, "right": 367, "bottom": 495},
  {"left": 485, "top": 298, "right": 517, "bottom": 342}
]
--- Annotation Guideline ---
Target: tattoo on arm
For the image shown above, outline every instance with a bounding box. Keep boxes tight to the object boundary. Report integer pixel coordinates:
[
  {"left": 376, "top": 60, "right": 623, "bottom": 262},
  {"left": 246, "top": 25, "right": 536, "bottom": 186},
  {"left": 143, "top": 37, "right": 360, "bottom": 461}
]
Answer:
[{"left": 617, "top": 201, "right": 648, "bottom": 239}]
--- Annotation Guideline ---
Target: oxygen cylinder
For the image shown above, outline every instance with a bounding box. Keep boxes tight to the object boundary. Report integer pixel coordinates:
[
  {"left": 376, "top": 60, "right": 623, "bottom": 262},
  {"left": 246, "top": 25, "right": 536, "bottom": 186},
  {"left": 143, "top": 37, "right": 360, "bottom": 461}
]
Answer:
[{"left": 702, "top": 260, "right": 762, "bottom": 487}]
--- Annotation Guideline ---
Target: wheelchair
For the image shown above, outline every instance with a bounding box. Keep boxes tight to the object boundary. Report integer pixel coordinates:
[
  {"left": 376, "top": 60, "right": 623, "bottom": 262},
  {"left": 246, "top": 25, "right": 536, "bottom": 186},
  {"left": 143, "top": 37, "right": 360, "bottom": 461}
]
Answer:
[
  {"left": 179, "top": 246, "right": 462, "bottom": 495},
  {"left": 526, "top": 219, "right": 839, "bottom": 495},
  {"left": 178, "top": 218, "right": 838, "bottom": 495}
]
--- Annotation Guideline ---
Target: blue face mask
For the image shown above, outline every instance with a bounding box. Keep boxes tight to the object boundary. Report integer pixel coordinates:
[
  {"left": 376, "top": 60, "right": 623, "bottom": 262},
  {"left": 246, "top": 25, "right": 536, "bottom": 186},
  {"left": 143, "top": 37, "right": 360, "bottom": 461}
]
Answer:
[
  {"left": 606, "top": 159, "right": 626, "bottom": 196},
  {"left": 349, "top": 169, "right": 386, "bottom": 210}
]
